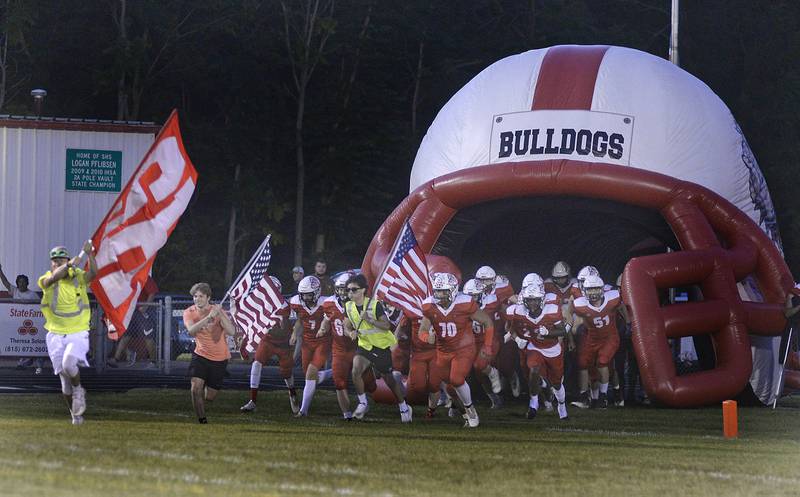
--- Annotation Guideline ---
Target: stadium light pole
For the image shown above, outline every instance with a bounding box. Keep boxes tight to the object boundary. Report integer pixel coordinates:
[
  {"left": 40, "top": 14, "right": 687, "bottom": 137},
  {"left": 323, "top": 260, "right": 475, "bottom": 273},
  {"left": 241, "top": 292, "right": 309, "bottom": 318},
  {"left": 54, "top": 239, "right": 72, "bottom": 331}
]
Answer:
[{"left": 669, "top": 0, "right": 679, "bottom": 66}]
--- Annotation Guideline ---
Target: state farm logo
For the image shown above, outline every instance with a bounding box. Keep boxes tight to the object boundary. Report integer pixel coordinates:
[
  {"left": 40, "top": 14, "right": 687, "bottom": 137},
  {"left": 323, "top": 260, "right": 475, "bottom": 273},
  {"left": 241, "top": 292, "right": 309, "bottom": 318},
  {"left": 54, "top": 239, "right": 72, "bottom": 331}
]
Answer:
[{"left": 18, "top": 319, "right": 38, "bottom": 336}]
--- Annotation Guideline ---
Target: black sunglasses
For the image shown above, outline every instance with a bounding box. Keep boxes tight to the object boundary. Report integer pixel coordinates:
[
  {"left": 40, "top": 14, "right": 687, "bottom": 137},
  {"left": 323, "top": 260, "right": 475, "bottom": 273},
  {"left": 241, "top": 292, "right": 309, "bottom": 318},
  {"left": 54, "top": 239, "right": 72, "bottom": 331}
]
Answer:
[{"left": 347, "top": 287, "right": 363, "bottom": 292}]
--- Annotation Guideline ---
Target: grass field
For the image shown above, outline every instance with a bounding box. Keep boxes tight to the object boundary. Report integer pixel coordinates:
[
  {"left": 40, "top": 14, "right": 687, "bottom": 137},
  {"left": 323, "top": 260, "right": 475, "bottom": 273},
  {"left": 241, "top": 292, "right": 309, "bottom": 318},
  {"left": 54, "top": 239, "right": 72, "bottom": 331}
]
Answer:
[{"left": 1, "top": 389, "right": 798, "bottom": 497}]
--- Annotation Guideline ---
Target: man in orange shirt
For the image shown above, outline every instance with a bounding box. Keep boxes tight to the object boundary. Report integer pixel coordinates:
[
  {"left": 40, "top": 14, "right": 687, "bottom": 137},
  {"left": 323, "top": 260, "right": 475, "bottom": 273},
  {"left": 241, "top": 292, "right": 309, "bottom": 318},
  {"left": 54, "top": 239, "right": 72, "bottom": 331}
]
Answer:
[{"left": 183, "top": 282, "right": 236, "bottom": 423}]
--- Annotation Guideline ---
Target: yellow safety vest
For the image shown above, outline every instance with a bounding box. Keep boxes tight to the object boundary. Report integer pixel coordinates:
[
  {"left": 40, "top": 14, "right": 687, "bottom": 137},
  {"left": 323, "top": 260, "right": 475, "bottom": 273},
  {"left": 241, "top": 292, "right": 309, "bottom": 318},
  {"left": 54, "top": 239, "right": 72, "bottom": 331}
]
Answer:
[
  {"left": 345, "top": 298, "right": 397, "bottom": 351},
  {"left": 38, "top": 268, "right": 91, "bottom": 334}
]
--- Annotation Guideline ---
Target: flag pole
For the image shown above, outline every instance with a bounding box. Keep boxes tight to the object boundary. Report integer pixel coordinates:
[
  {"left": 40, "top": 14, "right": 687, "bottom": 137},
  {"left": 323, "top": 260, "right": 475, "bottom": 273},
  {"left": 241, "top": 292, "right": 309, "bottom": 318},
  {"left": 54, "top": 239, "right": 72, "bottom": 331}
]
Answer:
[
  {"left": 772, "top": 325, "right": 794, "bottom": 409},
  {"left": 221, "top": 234, "right": 270, "bottom": 306}
]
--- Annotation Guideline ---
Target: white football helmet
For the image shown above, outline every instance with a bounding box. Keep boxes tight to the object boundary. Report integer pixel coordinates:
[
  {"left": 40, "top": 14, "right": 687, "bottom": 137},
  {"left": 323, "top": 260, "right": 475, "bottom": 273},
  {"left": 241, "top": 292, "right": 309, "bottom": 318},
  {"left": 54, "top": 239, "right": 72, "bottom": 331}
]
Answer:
[
  {"left": 298, "top": 275, "right": 321, "bottom": 306},
  {"left": 269, "top": 275, "right": 282, "bottom": 292},
  {"left": 521, "top": 272, "right": 544, "bottom": 289},
  {"left": 476, "top": 265, "right": 496, "bottom": 294},
  {"left": 582, "top": 274, "right": 606, "bottom": 303},
  {"left": 432, "top": 272, "right": 459, "bottom": 305},
  {"left": 552, "top": 261, "right": 571, "bottom": 278},
  {"left": 462, "top": 278, "right": 485, "bottom": 302},
  {"left": 334, "top": 272, "right": 351, "bottom": 300},
  {"left": 577, "top": 266, "right": 600, "bottom": 292},
  {"left": 521, "top": 283, "right": 546, "bottom": 312}
]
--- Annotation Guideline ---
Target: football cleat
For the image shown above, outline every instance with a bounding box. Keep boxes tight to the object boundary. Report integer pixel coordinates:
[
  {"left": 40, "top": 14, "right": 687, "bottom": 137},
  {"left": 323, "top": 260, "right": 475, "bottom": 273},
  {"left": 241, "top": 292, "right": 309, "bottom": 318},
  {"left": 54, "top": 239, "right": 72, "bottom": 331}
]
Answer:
[
  {"left": 598, "top": 393, "right": 609, "bottom": 409},
  {"left": 526, "top": 407, "right": 537, "bottom": 419},
  {"left": 240, "top": 400, "right": 256, "bottom": 413},
  {"left": 426, "top": 407, "right": 436, "bottom": 418},
  {"left": 489, "top": 393, "right": 503, "bottom": 409},
  {"left": 464, "top": 406, "right": 480, "bottom": 427},
  {"left": 571, "top": 391, "right": 591, "bottom": 409},
  {"left": 353, "top": 402, "right": 369, "bottom": 420},
  {"left": 71, "top": 414, "right": 84, "bottom": 425},
  {"left": 400, "top": 406, "right": 413, "bottom": 423}
]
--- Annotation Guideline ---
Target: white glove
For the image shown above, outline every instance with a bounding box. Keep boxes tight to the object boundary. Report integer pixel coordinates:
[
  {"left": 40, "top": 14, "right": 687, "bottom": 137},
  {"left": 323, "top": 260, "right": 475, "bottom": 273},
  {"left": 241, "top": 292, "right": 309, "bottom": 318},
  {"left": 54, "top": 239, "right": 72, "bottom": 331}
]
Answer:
[
  {"left": 514, "top": 336, "right": 528, "bottom": 349},
  {"left": 503, "top": 332, "right": 513, "bottom": 344},
  {"left": 537, "top": 326, "right": 549, "bottom": 337}
]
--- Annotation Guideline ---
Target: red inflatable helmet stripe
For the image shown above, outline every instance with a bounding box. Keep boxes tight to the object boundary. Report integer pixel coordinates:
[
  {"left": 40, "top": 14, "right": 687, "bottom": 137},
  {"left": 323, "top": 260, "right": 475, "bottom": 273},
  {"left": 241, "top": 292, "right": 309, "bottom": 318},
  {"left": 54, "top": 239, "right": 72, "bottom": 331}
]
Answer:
[{"left": 532, "top": 45, "right": 609, "bottom": 110}]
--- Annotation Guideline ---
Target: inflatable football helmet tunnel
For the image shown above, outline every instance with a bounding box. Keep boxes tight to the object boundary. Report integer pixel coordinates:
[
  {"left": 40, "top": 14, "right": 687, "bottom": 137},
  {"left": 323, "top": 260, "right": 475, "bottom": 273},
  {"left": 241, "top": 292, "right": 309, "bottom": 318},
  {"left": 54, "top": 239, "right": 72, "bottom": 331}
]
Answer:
[{"left": 361, "top": 46, "right": 794, "bottom": 408}]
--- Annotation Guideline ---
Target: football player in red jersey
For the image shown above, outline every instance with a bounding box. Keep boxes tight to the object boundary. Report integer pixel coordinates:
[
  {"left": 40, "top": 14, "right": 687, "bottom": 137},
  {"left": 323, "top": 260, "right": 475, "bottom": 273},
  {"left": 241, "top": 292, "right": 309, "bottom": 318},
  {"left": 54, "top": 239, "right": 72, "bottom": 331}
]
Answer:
[
  {"left": 476, "top": 266, "right": 519, "bottom": 398},
  {"left": 571, "top": 274, "right": 629, "bottom": 409},
  {"left": 398, "top": 311, "right": 440, "bottom": 417},
  {"left": 290, "top": 276, "right": 333, "bottom": 416},
  {"left": 463, "top": 279, "right": 503, "bottom": 407},
  {"left": 508, "top": 283, "right": 570, "bottom": 420},
  {"left": 318, "top": 273, "right": 377, "bottom": 420},
  {"left": 240, "top": 277, "right": 300, "bottom": 414},
  {"left": 419, "top": 273, "right": 494, "bottom": 428}
]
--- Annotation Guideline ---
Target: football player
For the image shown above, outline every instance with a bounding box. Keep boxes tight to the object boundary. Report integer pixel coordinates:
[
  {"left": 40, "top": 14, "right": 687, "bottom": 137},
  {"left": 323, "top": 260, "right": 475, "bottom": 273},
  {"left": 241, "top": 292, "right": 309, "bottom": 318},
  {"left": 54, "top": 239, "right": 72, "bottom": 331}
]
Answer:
[
  {"left": 419, "top": 273, "right": 494, "bottom": 427},
  {"left": 290, "top": 276, "right": 333, "bottom": 416},
  {"left": 318, "top": 273, "right": 377, "bottom": 420},
  {"left": 463, "top": 279, "right": 503, "bottom": 407},
  {"left": 240, "top": 276, "right": 299, "bottom": 414},
  {"left": 508, "top": 283, "right": 570, "bottom": 420},
  {"left": 571, "top": 274, "right": 629, "bottom": 409}
]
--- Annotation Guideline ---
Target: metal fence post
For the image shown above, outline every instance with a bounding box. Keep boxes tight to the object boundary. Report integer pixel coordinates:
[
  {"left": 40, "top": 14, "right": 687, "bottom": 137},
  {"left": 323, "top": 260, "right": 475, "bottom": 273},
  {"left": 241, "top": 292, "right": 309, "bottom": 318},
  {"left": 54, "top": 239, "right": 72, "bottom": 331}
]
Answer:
[
  {"left": 163, "top": 296, "right": 172, "bottom": 374},
  {"left": 94, "top": 304, "right": 105, "bottom": 373}
]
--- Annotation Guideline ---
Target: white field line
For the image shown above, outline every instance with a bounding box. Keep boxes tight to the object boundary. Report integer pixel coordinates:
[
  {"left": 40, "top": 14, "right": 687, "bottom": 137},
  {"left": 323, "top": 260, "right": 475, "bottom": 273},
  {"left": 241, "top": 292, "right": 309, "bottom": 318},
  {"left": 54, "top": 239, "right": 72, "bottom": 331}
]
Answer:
[
  {"left": 0, "top": 457, "right": 381, "bottom": 496},
  {"left": 545, "top": 426, "right": 661, "bottom": 437}
]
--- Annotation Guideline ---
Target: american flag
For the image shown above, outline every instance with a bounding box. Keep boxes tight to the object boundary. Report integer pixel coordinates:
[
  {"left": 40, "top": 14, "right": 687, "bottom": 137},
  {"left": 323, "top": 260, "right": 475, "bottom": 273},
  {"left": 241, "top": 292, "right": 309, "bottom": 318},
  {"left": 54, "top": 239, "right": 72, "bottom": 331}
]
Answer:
[
  {"left": 375, "top": 220, "right": 431, "bottom": 318},
  {"left": 229, "top": 236, "right": 287, "bottom": 354}
]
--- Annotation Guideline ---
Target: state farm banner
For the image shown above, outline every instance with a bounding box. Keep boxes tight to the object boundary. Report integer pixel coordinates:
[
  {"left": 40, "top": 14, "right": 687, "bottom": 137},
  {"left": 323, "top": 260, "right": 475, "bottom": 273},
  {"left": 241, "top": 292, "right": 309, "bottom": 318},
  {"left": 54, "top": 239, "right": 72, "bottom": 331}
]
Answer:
[
  {"left": 0, "top": 303, "right": 48, "bottom": 357},
  {"left": 489, "top": 110, "right": 634, "bottom": 166}
]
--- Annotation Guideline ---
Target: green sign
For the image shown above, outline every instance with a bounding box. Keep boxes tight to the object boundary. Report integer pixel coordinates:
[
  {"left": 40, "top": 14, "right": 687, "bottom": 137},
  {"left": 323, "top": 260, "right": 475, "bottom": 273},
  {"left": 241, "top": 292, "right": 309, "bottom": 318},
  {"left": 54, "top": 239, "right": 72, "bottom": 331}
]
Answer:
[{"left": 65, "top": 148, "right": 122, "bottom": 192}]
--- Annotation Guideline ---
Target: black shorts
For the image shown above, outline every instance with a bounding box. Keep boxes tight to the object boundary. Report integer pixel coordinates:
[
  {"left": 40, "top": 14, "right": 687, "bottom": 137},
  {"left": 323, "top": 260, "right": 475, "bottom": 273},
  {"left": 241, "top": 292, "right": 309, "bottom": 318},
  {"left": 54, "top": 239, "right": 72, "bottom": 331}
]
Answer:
[
  {"left": 188, "top": 353, "right": 228, "bottom": 390},
  {"left": 126, "top": 309, "right": 156, "bottom": 339},
  {"left": 356, "top": 345, "right": 393, "bottom": 375}
]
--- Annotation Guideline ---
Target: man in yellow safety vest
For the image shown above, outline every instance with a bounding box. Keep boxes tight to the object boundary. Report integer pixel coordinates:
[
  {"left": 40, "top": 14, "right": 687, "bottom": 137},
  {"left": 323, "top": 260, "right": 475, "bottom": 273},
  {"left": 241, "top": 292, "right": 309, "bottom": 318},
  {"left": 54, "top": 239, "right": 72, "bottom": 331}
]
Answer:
[{"left": 39, "top": 241, "right": 97, "bottom": 425}]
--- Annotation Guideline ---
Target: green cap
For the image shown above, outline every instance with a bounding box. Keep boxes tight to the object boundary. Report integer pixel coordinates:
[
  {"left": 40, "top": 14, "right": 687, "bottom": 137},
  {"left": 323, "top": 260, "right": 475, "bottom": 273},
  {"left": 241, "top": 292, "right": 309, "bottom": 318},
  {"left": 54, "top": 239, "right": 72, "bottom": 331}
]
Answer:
[{"left": 49, "top": 246, "right": 70, "bottom": 260}]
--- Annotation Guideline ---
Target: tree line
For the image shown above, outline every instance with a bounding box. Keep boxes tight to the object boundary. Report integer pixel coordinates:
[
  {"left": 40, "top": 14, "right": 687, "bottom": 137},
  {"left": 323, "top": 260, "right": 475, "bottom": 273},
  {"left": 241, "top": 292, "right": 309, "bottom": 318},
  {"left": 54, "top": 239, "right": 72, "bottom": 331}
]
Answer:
[{"left": 1, "top": 0, "right": 798, "bottom": 293}]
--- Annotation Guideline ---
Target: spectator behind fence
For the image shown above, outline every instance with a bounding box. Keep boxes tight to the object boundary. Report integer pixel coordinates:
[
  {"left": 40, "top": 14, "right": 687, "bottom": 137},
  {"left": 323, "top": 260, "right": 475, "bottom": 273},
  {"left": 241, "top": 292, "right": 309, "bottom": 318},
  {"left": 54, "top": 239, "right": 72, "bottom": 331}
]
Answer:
[
  {"left": 107, "top": 276, "right": 159, "bottom": 369},
  {"left": 0, "top": 263, "right": 39, "bottom": 300},
  {"left": 288, "top": 266, "right": 304, "bottom": 296},
  {"left": 313, "top": 256, "right": 334, "bottom": 296},
  {"left": 1, "top": 262, "right": 46, "bottom": 373}
]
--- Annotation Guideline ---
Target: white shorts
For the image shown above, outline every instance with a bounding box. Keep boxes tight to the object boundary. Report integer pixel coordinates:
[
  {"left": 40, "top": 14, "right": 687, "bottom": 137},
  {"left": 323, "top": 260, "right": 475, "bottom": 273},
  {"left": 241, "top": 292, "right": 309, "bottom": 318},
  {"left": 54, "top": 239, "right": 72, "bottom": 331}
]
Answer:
[{"left": 46, "top": 331, "right": 90, "bottom": 375}]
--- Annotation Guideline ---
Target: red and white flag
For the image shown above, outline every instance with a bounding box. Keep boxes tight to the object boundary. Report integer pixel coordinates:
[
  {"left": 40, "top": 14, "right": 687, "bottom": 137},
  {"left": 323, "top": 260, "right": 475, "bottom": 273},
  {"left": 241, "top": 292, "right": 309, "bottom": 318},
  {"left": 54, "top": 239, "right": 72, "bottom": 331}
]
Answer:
[
  {"left": 227, "top": 236, "right": 287, "bottom": 355},
  {"left": 91, "top": 110, "right": 197, "bottom": 335},
  {"left": 374, "top": 220, "right": 431, "bottom": 317}
]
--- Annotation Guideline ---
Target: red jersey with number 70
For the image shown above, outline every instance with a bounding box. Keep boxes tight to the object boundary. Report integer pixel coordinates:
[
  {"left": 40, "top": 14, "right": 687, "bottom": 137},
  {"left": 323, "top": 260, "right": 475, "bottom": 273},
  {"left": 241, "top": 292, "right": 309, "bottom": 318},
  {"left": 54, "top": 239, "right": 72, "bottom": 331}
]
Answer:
[{"left": 422, "top": 294, "right": 478, "bottom": 353}]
